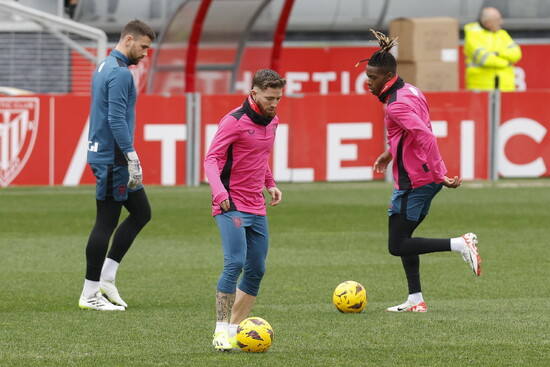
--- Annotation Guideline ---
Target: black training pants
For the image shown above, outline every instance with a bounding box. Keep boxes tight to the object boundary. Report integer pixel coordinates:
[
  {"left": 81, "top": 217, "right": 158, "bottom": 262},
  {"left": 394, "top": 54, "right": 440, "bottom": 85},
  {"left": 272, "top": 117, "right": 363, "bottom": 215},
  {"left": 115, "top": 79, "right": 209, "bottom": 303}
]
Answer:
[{"left": 85, "top": 188, "right": 151, "bottom": 281}]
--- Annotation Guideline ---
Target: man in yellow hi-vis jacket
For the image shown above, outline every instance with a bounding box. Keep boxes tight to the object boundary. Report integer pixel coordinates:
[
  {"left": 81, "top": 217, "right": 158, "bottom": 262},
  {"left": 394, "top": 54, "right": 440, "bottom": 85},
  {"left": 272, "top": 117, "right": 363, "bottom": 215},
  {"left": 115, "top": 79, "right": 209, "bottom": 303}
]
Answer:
[{"left": 464, "top": 7, "right": 522, "bottom": 91}]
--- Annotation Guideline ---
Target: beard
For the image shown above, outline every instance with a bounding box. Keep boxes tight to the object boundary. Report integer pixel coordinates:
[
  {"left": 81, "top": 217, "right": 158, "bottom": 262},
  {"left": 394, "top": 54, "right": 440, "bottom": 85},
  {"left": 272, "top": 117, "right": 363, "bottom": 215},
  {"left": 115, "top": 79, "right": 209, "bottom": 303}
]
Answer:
[
  {"left": 128, "top": 55, "right": 142, "bottom": 65},
  {"left": 258, "top": 103, "right": 276, "bottom": 117},
  {"left": 128, "top": 50, "right": 144, "bottom": 65}
]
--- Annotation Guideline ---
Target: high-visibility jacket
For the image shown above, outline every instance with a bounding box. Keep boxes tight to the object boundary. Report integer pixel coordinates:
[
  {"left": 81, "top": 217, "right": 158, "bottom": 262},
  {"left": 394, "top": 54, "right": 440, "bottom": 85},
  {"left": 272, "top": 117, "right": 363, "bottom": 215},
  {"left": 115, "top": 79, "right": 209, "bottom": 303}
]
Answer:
[{"left": 464, "top": 22, "right": 522, "bottom": 91}]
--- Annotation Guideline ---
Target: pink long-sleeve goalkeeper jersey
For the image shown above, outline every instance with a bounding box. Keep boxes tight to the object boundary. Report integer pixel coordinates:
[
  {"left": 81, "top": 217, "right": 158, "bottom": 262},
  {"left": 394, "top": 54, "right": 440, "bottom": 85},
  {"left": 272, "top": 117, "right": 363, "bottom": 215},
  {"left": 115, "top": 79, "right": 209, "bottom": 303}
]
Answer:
[
  {"left": 381, "top": 77, "right": 447, "bottom": 189},
  {"left": 204, "top": 97, "right": 277, "bottom": 216}
]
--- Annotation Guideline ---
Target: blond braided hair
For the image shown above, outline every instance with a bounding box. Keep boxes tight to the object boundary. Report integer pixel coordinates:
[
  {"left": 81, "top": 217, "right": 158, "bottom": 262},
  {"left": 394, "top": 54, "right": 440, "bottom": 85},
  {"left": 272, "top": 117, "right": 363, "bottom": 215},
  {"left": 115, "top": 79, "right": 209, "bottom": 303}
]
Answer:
[
  {"left": 355, "top": 29, "right": 399, "bottom": 68},
  {"left": 369, "top": 28, "right": 398, "bottom": 53}
]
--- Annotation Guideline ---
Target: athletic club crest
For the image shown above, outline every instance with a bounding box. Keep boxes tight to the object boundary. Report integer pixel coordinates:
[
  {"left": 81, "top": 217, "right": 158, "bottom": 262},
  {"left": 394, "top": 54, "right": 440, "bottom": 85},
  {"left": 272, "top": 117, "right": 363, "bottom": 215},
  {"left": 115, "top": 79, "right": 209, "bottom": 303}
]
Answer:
[{"left": 0, "top": 97, "right": 40, "bottom": 187}]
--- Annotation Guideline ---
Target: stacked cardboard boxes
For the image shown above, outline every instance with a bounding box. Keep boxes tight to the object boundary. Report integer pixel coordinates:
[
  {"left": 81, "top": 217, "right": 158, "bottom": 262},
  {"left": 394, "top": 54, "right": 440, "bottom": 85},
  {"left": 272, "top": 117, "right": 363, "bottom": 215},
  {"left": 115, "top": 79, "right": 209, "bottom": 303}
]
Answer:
[{"left": 389, "top": 17, "right": 459, "bottom": 91}]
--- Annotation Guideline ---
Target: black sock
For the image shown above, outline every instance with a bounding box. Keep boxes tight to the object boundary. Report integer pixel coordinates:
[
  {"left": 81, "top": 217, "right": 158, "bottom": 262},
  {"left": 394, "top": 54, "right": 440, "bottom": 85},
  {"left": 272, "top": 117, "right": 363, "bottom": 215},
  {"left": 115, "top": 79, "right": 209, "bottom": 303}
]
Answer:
[{"left": 401, "top": 255, "right": 421, "bottom": 294}]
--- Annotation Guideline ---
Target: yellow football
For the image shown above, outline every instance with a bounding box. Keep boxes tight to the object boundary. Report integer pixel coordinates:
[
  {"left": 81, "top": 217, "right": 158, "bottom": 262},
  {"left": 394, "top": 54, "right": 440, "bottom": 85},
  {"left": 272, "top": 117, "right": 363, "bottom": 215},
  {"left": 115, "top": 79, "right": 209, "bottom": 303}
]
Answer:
[
  {"left": 332, "top": 280, "right": 367, "bottom": 313},
  {"left": 236, "top": 317, "right": 274, "bottom": 352}
]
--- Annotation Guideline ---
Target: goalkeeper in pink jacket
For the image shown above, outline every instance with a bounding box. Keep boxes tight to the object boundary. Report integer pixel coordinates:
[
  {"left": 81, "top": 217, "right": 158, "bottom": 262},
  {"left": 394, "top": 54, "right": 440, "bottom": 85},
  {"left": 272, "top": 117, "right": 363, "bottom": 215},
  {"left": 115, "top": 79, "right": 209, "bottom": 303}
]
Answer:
[{"left": 359, "top": 30, "right": 482, "bottom": 313}]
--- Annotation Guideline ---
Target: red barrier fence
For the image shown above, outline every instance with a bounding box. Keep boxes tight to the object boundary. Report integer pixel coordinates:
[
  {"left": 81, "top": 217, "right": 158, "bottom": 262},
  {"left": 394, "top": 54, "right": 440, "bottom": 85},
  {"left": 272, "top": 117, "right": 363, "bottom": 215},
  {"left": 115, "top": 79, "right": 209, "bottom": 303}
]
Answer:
[{"left": 1, "top": 91, "right": 549, "bottom": 186}]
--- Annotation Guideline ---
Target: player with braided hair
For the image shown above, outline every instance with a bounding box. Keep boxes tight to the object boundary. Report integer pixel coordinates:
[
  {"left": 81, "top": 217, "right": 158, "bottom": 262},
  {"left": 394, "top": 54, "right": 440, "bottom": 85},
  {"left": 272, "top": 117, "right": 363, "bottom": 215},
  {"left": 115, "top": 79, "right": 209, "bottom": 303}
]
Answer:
[{"left": 358, "top": 30, "right": 482, "bottom": 312}]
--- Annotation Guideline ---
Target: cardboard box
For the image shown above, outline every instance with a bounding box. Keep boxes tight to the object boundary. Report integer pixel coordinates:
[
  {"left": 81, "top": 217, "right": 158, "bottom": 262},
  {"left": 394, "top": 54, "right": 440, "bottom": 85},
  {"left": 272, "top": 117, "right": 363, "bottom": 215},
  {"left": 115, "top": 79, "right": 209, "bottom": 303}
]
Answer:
[
  {"left": 389, "top": 17, "right": 459, "bottom": 62},
  {"left": 397, "top": 61, "right": 458, "bottom": 91}
]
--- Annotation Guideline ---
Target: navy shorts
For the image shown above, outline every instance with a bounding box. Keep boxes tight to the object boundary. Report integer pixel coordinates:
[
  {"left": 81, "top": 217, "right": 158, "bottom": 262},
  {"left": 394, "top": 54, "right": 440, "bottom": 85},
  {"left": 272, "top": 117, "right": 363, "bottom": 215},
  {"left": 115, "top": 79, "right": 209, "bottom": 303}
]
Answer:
[
  {"left": 89, "top": 163, "right": 143, "bottom": 201},
  {"left": 388, "top": 182, "right": 443, "bottom": 222}
]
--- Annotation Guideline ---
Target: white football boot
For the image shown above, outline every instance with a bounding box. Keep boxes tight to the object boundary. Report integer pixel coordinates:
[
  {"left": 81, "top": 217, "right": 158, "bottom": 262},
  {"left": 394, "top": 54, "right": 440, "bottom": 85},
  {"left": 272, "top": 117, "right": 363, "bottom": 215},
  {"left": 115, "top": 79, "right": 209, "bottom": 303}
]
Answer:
[
  {"left": 100, "top": 280, "right": 128, "bottom": 308},
  {"left": 79, "top": 291, "right": 125, "bottom": 311},
  {"left": 386, "top": 300, "right": 428, "bottom": 312},
  {"left": 461, "top": 232, "right": 481, "bottom": 276},
  {"left": 212, "top": 331, "right": 233, "bottom": 352}
]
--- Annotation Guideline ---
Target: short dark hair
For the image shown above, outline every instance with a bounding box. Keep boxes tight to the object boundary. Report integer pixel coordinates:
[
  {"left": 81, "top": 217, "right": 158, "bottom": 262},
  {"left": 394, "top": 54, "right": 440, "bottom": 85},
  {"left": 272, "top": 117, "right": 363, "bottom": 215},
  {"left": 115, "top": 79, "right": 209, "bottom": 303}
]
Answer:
[
  {"left": 121, "top": 19, "right": 156, "bottom": 41},
  {"left": 251, "top": 69, "right": 286, "bottom": 90},
  {"left": 356, "top": 29, "right": 397, "bottom": 74}
]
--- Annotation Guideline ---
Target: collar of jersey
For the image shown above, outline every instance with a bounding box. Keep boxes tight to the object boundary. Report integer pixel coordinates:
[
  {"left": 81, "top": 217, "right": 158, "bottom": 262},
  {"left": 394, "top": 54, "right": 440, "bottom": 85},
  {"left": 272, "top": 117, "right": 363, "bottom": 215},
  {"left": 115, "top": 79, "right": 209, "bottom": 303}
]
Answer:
[
  {"left": 379, "top": 76, "right": 404, "bottom": 103},
  {"left": 243, "top": 97, "right": 274, "bottom": 126},
  {"left": 111, "top": 49, "right": 130, "bottom": 66}
]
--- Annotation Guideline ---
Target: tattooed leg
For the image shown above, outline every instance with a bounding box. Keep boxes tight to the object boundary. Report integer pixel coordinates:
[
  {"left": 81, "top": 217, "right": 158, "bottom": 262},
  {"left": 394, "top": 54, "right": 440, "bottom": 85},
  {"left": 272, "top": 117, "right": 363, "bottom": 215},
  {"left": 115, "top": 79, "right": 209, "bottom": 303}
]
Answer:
[{"left": 216, "top": 291, "right": 236, "bottom": 322}]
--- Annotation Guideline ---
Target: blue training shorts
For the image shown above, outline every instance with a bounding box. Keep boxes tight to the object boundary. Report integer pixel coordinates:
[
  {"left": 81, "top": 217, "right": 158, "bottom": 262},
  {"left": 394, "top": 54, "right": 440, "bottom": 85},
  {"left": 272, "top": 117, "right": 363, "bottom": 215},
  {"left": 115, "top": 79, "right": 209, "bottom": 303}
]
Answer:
[
  {"left": 388, "top": 182, "right": 443, "bottom": 222},
  {"left": 89, "top": 163, "right": 143, "bottom": 201}
]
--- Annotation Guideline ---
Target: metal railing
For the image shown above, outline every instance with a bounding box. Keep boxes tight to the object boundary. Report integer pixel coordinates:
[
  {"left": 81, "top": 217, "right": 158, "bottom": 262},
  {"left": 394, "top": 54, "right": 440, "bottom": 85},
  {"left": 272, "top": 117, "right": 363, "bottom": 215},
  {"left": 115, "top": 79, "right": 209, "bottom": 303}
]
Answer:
[{"left": 0, "top": 0, "right": 106, "bottom": 94}]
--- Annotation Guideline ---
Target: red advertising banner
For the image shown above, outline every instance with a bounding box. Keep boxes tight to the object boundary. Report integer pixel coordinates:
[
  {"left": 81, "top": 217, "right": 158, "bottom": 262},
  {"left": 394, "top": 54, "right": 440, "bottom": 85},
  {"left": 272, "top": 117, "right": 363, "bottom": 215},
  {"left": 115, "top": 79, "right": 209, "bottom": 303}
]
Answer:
[
  {"left": 500, "top": 91, "right": 550, "bottom": 177},
  {"left": 201, "top": 91, "right": 490, "bottom": 183},
  {"left": 200, "top": 93, "right": 386, "bottom": 183},
  {"left": 0, "top": 95, "right": 187, "bottom": 187},
  {"left": 426, "top": 92, "right": 490, "bottom": 180},
  {"left": 2, "top": 91, "right": 548, "bottom": 187}
]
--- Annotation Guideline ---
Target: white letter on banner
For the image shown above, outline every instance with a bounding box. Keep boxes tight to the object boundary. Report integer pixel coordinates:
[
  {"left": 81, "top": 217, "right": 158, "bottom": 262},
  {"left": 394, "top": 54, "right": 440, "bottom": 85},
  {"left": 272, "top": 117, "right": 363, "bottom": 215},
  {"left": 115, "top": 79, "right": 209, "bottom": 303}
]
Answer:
[
  {"left": 460, "top": 120, "right": 475, "bottom": 180},
  {"left": 144, "top": 124, "right": 186, "bottom": 185},
  {"left": 431, "top": 120, "right": 475, "bottom": 180},
  {"left": 431, "top": 120, "right": 448, "bottom": 138},
  {"left": 235, "top": 71, "right": 253, "bottom": 95},
  {"left": 63, "top": 116, "right": 89, "bottom": 186},
  {"left": 498, "top": 118, "right": 547, "bottom": 177},
  {"left": 341, "top": 71, "right": 350, "bottom": 94},
  {"left": 354, "top": 73, "right": 368, "bottom": 94},
  {"left": 285, "top": 72, "right": 309, "bottom": 95},
  {"left": 312, "top": 72, "right": 336, "bottom": 95},
  {"left": 273, "top": 124, "right": 314, "bottom": 182},
  {"left": 327, "top": 123, "right": 373, "bottom": 181}
]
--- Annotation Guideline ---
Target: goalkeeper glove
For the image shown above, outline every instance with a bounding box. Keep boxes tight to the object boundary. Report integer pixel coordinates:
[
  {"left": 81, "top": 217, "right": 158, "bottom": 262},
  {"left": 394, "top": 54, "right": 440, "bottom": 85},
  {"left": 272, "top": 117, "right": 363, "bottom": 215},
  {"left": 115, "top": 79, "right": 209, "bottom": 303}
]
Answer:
[{"left": 125, "top": 151, "right": 142, "bottom": 189}]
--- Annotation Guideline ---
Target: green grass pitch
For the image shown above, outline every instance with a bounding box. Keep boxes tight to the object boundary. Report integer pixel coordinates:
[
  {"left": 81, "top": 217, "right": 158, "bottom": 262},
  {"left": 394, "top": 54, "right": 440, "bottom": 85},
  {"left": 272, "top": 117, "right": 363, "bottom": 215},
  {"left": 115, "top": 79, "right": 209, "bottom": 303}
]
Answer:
[{"left": 1, "top": 181, "right": 549, "bottom": 366}]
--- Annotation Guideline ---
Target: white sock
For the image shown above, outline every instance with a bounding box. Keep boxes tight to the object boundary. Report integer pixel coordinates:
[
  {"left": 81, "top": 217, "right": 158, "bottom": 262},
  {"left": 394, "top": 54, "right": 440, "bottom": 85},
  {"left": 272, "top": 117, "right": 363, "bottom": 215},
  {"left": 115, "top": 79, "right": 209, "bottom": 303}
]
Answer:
[
  {"left": 215, "top": 322, "right": 228, "bottom": 334},
  {"left": 82, "top": 279, "right": 100, "bottom": 298},
  {"left": 450, "top": 237, "right": 466, "bottom": 252},
  {"left": 408, "top": 292, "right": 424, "bottom": 304},
  {"left": 228, "top": 323, "right": 238, "bottom": 338},
  {"left": 100, "top": 258, "right": 120, "bottom": 282}
]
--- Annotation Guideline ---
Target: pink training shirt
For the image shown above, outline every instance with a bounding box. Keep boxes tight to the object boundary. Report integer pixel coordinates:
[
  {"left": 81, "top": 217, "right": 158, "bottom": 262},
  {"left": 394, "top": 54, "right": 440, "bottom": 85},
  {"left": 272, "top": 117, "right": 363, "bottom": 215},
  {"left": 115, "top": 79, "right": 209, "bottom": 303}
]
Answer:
[
  {"left": 381, "top": 78, "right": 447, "bottom": 189},
  {"left": 204, "top": 97, "right": 277, "bottom": 216}
]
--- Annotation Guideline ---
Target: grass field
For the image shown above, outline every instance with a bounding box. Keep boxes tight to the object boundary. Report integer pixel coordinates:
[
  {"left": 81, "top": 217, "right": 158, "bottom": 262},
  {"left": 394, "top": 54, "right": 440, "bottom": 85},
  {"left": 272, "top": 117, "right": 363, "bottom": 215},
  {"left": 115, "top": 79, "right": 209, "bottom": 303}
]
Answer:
[{"left": 1, "top": 181, "right": 549, "bottom": 366}]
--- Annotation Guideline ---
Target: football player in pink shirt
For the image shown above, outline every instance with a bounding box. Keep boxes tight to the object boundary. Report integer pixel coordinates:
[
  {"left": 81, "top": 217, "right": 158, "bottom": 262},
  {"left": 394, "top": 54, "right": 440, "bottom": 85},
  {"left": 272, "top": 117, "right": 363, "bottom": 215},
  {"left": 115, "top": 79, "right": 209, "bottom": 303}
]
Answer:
[
  {"left": 205, "top": 69, "right": 284, "bottom": 350},
  {"left": 360, "top": 30, "right": 482, "bottom": 313}
]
